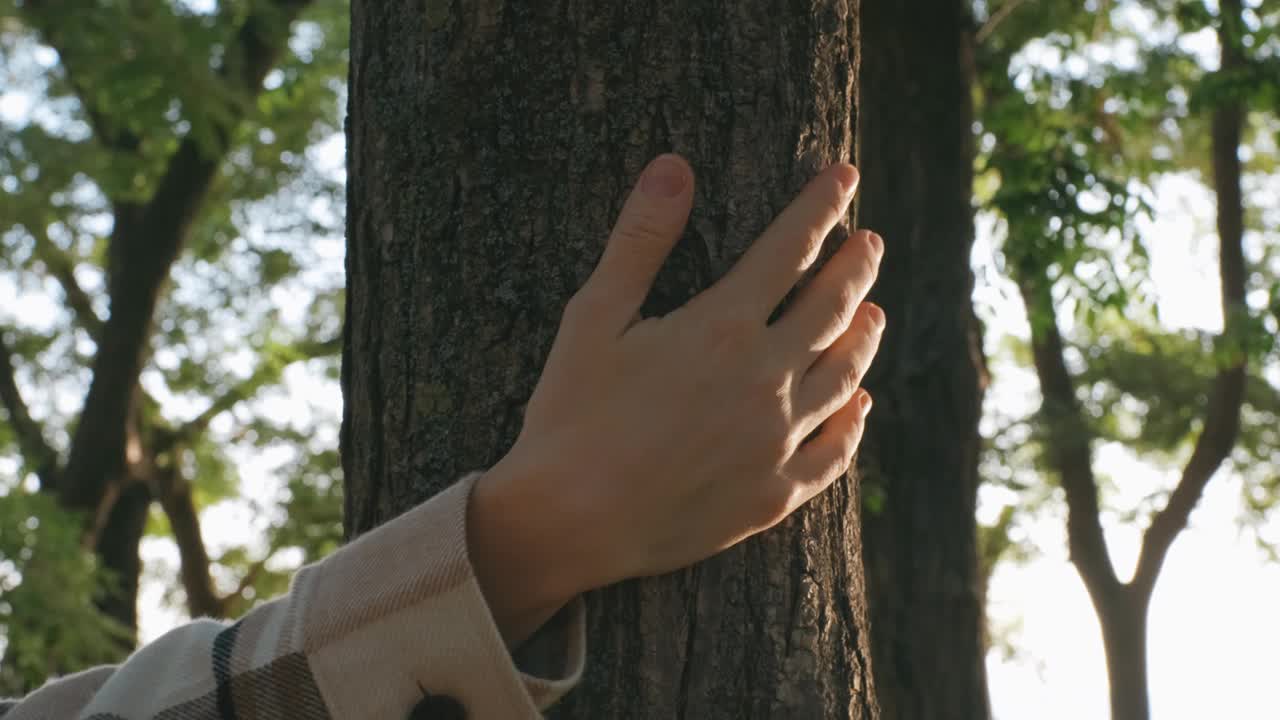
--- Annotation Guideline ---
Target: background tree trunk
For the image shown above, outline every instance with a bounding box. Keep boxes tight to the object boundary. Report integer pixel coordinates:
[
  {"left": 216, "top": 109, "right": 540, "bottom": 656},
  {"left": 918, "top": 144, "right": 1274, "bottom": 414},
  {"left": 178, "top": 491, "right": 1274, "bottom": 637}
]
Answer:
[
  {"left": 343, "top": 1, "right": 877, "bottom": 717},
  {"left": 1095, "top": 589, "right": 1151, "bottom": 720},
  {"left": 92, "top": 483, "right": 152, "bottom": 632},
  {"left": 856, "top": 3, "right": 991, "bottom": 719}
]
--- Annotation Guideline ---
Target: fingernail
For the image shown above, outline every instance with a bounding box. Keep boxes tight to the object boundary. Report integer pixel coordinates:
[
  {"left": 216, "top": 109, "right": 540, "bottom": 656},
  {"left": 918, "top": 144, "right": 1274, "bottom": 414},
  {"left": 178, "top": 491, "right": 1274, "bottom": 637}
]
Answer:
[
  {"left": 867, "top": 302, "right": 885, "bottom": 331},
  {"left": 859, "top": 391, "right": 873, "bottom": 417},
  {"left": 641, "top": 154, "right": 688, "bottom": 198},
  {"left": 867, "top": 231, "right": 883, "bottom": 257},
  {"left": 835, "top": 164, "right": 860, "bottom": 197}
]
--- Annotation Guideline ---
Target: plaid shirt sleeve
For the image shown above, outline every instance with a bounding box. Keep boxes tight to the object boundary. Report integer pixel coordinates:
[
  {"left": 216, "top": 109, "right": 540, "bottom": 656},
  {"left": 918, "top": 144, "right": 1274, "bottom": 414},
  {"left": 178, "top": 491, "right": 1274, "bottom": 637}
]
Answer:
[{"left": 0, "top": 470, "right": 586, "bottom": 720}]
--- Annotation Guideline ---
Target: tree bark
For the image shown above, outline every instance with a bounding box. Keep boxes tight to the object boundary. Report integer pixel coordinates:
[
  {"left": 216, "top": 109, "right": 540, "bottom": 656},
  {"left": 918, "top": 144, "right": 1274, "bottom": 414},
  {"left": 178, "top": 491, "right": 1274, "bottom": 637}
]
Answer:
[
  {"left": 344, "top": 2, "right": 877, "bottom": 717},
  {"left": 855, "top": 3, "right": 990, "bottom": 718}
]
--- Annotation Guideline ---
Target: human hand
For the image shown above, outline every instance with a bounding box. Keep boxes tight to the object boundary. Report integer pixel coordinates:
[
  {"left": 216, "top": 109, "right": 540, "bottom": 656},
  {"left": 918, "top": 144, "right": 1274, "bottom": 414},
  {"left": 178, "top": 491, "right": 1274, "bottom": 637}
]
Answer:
[{"left": 469, "top": 153, "right": 884, "bottom": 638}]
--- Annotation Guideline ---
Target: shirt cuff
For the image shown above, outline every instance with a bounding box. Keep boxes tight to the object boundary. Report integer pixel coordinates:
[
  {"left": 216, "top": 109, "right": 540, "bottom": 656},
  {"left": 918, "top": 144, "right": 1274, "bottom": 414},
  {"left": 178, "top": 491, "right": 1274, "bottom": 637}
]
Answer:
[{"left": 301, "top": 470, "right": 586, "bottom": 718}]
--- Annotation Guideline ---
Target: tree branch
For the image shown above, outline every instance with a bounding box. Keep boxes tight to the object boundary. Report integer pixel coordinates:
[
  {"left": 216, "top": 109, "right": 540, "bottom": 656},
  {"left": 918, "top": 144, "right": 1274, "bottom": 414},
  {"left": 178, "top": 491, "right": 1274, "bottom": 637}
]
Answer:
[
  {"left": 153, "top": 463, "right": 225, "bottom": 619},
  {"left": 976, "top": 0, "right": 1030, "bottom": 45},
  {"left": 28, "top": 223, "right": 105, "bottom": 339},
  {"left": 57, "top": 0, "right": 316, "bottom": 527},
  {"left": 0, "top": 330, "right": 59, "bottom": 486},
  {"left": 153, "top": 456, "right": 287, "bottom": 620},
  {"left": 225, "top": 551, "right": 277, "bottom": 610},
  {"left": 16, "top": 2, "right": 142, "bottom": 153},
  {"left": 170, "top": 335, "right": 341, "bottom": 445},
  {"left": 148, "top": 332, "right": 335, "bottom": 616},
  {"left": 1131, "top": 0, "right": 1248, "bottom": 599},
  {"left": 1016, "top": 273, "right": 1120, "bottom": 600}
]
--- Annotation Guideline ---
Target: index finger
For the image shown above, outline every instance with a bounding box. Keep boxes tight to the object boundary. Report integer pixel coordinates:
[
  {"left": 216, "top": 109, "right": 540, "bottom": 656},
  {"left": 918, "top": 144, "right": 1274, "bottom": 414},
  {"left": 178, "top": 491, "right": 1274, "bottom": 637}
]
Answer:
[{"left": 705, "top": 163, "right": 859, "bottom": 324}]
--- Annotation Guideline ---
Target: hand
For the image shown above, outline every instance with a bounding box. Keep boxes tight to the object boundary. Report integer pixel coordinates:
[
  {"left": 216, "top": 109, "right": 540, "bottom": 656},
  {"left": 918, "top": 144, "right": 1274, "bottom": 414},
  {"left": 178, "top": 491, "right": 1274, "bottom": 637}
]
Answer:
[{"left": 468, "top": 153, "right": 884, "bottom": 643}]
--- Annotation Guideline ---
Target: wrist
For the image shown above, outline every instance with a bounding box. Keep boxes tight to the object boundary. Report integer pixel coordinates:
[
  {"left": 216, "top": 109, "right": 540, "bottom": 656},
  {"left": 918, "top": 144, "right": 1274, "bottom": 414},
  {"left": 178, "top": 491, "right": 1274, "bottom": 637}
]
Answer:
[{"left": 466, "top": 447, "right": 588, "bottom": 647}]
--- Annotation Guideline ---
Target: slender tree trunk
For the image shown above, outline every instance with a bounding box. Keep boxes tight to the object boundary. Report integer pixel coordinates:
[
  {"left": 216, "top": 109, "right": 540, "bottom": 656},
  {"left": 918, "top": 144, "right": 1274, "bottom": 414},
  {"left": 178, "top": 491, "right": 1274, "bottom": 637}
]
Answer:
[
  {"left": 1095, "top": 587, "right": 1151, "bottom": 720},
  {"left": 344, "top": 2, "right": 877, "bottom": 717},
  {"left": 855, "top": 3, "right": 990, "bottom": 718},
  {"left": 1105, "top": 3, "right": 1246, "bottom": 719}
]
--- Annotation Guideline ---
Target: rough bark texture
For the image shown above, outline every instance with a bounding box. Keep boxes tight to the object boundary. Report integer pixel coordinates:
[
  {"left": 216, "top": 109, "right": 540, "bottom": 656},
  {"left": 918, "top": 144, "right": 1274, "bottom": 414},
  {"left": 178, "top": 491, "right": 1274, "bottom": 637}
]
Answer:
[
  {"left": 343, "top": 2, "right": 877, "bottom": 717},
  {"left": 855, "top": 3, "right": 990, "bottom": 719}
]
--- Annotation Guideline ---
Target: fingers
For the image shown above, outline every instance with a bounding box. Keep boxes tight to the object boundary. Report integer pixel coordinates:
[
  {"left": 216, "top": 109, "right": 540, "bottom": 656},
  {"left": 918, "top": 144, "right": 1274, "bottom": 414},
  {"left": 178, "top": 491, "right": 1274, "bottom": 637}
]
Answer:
[
  {"left": 793, "top": 301, "right": 884, "bottom": 430},
  {"left": 787, "top": 388, "right": 872, "bottom": 504},
  {"left": 769, "top": 230, "right": 883, "bottom": 364},
  {"left": 574, "top": 154, "right": 695, "bottom": 337},
  {"left": 703, "top": 163, "right": 858, "bottom": 325}
]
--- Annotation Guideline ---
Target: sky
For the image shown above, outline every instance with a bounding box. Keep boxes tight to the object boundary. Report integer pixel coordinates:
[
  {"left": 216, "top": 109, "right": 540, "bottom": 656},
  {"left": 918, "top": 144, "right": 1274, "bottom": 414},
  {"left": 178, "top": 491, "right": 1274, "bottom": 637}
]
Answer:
[{"left": 3, "top": 6, "right": 1279, "bottom": 717}]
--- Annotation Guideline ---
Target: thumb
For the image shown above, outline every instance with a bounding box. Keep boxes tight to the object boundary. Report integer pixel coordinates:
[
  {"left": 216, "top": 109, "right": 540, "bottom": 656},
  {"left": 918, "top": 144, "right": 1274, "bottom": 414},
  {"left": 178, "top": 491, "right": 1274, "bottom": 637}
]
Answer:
[{"left": 579, "top": 153, "right": 694, "bottom": 334}]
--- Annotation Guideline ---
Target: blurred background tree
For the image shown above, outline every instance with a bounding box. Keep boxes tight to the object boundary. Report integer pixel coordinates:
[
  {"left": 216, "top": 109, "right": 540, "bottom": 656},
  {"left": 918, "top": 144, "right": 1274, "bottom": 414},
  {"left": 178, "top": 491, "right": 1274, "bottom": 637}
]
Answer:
[
  {"left": 0, "top": 0, "right": 347, "bottom": 694},
  {"left": 975, "top": 0, "right": 1279, "bottom": 717},
  {"left": 856, "top": 1, "right": 991, "bottom": 717}
]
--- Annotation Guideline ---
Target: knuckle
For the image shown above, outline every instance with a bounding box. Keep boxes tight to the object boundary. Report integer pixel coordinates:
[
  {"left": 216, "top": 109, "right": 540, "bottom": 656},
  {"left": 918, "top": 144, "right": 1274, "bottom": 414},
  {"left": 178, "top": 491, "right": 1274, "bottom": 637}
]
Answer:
[
  {"left": 753, "top": 406, "right": 796, "bottom": 467},
  {"left": 747, "top": 386, "right": 786, "bottom": 433},
  {"left": 614, "top": 220, "right": 665, "bottom": 251},
  {"left": 731, "top": 376, "right": 794, "bottom": 447},
  {"left": 779, "top": 429, "right": 806, "bottom": 461},
  {"left": 824, "top": 454, "right": 852, "bottom": 485},
  {"left": 821, "top": 435, "right": 858, "bottom": 479},
  {"left": 839, "top": 362, "right": 864, "bottom": 399},
  {"left": 831, "top": 282, "right": 861, "bottom": 328},
  {"left": 800, "top": 233, "right": 826, "bottom": 270},
  {"left": 829, "top": 350, "right": 864, "bottom": 389},
  {"left": 765, "top": 408, "right": 795, "bottom": 453}
]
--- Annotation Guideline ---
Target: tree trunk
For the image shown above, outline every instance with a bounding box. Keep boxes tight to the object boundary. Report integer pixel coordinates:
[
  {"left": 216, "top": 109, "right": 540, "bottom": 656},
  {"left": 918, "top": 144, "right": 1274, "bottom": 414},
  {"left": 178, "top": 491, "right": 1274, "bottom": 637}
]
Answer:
[
  {"left": 1094, "top": 3, "right": 1247, "bottom": 720},
  {"left": 855, "top": 2, "right": 990, "bottom": 718},
  {"left": 92, "top": 481, "right": 151, "bottom": 636},
  {"left": 344, "top": 2, "right": 877, "bottom": 717},
  {"left": 1095, "top": 587, "right": 1151, "bottom": 720}
]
